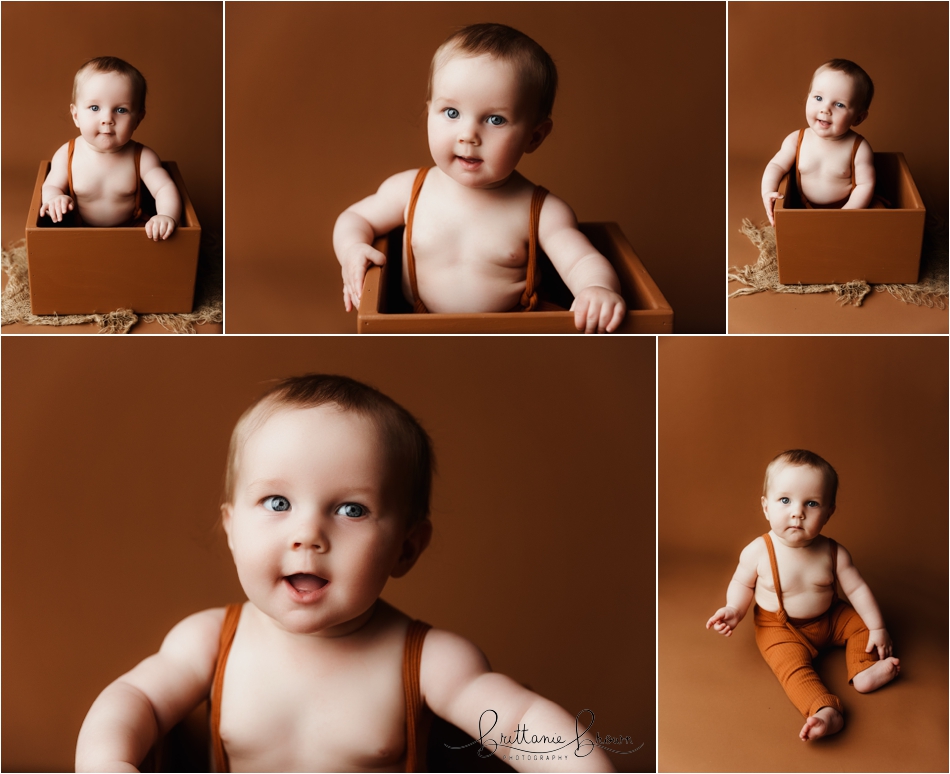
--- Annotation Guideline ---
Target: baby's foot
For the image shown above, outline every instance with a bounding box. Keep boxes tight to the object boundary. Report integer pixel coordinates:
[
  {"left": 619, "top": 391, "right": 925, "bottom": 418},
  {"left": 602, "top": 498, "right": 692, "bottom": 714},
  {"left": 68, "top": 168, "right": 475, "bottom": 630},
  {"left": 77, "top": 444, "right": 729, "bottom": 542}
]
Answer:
[
  {"left": 853, "top": 657, "right": 900, "bottom": 693},
  {"left": 799, "top": 706, "right": 843, "bottom": 741}
]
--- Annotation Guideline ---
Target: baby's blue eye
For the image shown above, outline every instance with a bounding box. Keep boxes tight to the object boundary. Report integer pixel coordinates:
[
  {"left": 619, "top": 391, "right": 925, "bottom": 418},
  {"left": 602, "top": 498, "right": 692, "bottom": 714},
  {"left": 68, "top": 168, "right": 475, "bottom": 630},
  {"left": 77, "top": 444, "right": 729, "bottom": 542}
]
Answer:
[
  {"left": 814, "top": 96, "right": 822, "bottom": 102},
  {"left": 90, "top": 105, "right": 100, "bottom": 112},
  {"left": 806, "top": 500, "right": 820, "bottom": 508},
  {"left": 116, "top": 107, "right": 128, "bottom": 114},
  {"left": 488, "top": 115, "right": 506, "bottom": 126},
  {"left": 444, "top": 108, "right": 460, "bottom": 119},
  {"left": 834, "top": 103, "right": 845, "bottom": 109},
  {"left": 263, "top": 495, "right": 291, "bottom": 512},
  {"left": 780, "top": 497, "right": 790, "bottom": 504},
  {"left": 336, "top": 503, "right": 365, "bottom": 518}
]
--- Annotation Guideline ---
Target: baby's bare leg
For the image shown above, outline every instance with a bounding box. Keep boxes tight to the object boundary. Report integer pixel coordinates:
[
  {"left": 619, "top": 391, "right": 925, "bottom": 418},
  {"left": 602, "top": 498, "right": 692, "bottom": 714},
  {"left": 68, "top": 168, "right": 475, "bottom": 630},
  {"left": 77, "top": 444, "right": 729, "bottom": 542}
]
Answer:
[
  {"left": 852, "top": 657, "right": 900, "bottom": 693},
  {"left": 799, "top": 706, "right": 844, "bottom": 741}
]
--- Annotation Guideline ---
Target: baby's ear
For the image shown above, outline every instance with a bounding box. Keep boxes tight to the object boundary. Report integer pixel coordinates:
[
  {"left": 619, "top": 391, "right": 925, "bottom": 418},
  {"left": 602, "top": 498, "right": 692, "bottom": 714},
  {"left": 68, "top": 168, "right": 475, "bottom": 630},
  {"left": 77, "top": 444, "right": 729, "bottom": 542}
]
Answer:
[
  {"left": 70, "top": 104, "right": 80, "bottom": 127},
  {"left": 391, "top": 519, "right": 433, "bottom": 578},
  {"left": 852, "top": 109, "right": 868, "bottom": 127},
  {"left": 221, "top": 503, "right": 235, "bottom": 551},
  {"left": 760, "top": 495, "right": 769, "bottom": 518},
  {"left": 525, "top": 118, "right": 553, "bottom": 154},
  {"left": 133, "top": 110, "right": 146, "bottom": 129}
]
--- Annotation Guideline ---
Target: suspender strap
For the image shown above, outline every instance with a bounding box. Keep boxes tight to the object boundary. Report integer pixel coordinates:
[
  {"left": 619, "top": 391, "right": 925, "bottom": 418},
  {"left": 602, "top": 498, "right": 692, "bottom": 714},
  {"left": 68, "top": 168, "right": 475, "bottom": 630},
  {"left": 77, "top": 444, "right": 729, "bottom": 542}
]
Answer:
[
  {"left": 210, "top": 603, "right": 242, "bottom": 773},
  {"left": 762, "top": 533, "right": 819, "bottom": 658},
  {"left": 405, "top": 167, "right": 430, "bottom": 313},
  {"left": 520, "top": 186, "right": 549, "bottom": 311},
  {"left": 403, "top": 619, "right": 432, "bottom": 772}
]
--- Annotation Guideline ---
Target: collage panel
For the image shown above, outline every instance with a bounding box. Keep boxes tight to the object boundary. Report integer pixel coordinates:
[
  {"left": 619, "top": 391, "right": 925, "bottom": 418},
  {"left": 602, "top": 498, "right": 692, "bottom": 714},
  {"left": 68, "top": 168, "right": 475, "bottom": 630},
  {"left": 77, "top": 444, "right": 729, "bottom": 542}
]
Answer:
[
  {"left": 658, "top": 336, "right": 948, "bottom": 771},
  {"left": 3, "top": 335, "right": 655, "bottom": 772},
  {"left": 0, "top": 1, "right": 223, "bottom": 334},
  {"left": 225, "top": 1, "right": 725, "bottom": 334},
  {"left": 727, "top": 1, "right": 948, "bottom": 334}
]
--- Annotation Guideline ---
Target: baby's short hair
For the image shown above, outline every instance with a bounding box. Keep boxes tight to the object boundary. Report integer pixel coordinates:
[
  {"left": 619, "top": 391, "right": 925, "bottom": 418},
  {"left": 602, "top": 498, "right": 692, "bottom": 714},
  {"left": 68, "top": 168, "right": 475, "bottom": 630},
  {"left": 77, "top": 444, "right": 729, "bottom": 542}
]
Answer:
[
  {"left": 812, "top": 59, "right": 874, "bottom": 114},
  {"left": 73, "top": 56, "right": 148, "bottom": 114},
  {"left": 224, "top": 374, "right": 434, "bottom": 527},
  {"left": 427, "top": 22, "right": 558, "bottom": 123},
  {"left": 763, "top": 449, "right": 839, "bottom": 505}
]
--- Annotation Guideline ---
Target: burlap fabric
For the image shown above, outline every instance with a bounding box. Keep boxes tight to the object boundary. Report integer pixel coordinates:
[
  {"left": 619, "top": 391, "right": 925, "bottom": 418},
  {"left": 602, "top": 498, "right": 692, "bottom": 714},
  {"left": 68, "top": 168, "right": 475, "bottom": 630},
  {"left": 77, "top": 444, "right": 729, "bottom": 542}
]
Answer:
[
  {"left": 728, "top": 216, "right": 948, "bottom": 308},
  {"left": 1, "top": 235, "right": 222, "bottom": 333}
]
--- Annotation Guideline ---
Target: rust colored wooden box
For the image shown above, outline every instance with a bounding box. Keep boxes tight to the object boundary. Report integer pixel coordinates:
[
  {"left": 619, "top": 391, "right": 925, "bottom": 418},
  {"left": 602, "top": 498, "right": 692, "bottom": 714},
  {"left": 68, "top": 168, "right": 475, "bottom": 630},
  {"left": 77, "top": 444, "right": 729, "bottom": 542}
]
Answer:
[
  {"left": 356, "top": 222, "right": 673, "bottom": 333},
  {"left": 774, "top": 152, "right": 925, "bottom": 285},
  {"left": 25, "top": 160, "right": 201, "bottom": 315}
]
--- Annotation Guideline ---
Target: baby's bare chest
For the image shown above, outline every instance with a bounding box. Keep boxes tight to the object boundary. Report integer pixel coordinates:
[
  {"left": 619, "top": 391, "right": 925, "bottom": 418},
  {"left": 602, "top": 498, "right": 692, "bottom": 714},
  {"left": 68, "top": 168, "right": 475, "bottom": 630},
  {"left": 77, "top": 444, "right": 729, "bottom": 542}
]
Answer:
[
  {"left": 759, "top": 546, "right": 835, "bottom": 598},
  {"left": 219, "top": 644, "right": 407, "bottom": 771},
  {"left": 799, "top": 143, "right": 854, "bottom": 181},
  {"left": 410, "top": 195, "right": 532, "bottom": 271},
  {"left": 71, "top": 154, "right": 138, "bottom": 201}
]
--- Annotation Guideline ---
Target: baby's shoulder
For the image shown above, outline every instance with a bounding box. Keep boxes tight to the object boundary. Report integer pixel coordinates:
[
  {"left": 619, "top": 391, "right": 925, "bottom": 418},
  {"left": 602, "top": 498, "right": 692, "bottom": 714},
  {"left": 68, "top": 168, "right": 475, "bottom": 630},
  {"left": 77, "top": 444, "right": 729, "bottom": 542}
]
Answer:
[
  {"left": 418, "top": 626, "right": 491, "bottom": 702},
  {"left": 738, "top": 534, "right": 769, "bottom": 566},
  {"left": 158, "top": 606, "right": 228, "bottom": 669},
  {"left": 379, "top": 167, "right": 425, "bottom": 196}
]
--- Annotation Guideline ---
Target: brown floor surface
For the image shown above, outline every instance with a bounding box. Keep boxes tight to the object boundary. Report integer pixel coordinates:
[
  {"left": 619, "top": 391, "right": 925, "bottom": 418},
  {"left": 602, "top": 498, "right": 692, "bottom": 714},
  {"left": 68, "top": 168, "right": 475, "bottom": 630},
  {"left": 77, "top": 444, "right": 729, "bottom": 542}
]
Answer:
[
  {"left": 659, "top": 551, "right": 948, "bottom": 773},
  {"left": 2, "top": 177, "right": 222, "bottom": 335},
  {"left": 727, "top": 157, "right": 948, "bottom": 333}
]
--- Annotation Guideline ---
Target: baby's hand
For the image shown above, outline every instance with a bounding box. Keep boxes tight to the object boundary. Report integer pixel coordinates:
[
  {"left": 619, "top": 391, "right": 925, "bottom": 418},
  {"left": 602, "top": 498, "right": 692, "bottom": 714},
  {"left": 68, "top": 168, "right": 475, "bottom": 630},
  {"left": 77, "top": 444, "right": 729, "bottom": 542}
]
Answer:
[
  {"left": 340, "top": 243, "right": 386, "bottom": 312},
  {"left": 763, "top": 192, "right": 783, "bottom": 227},
  {"left": 570, "top": 286, "right": 626, "bottom": 334},
  {"left": 40, "top": 195, "right": 74, "bottom": 223},
  {"left": 866, "top": 628, "right": 893, "bottom": 660},
  {"left": 706, "top": 606, "right": 741, "bottom": 637},
  {"left": 145, "top": 215, "right": 177, "bottom": 241}
]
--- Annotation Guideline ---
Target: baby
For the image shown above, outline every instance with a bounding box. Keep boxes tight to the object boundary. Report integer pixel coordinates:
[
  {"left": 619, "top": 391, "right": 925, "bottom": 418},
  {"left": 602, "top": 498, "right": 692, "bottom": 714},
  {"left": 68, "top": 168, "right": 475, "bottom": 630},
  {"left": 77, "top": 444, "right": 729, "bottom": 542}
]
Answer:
[
  {"left": 75, "top": 375, "right": 614, "bottom": 772},
  {"left": 333, "top": 23, "right": 627, "bottom": 334},
  {"left": 761, "top": 59, "right": 876, "bottom": 226},
  {"left": 706, "top": 449, "right": 900, "bottom": 742},
  {"left": 39, "top": 57, "right": 181, "bottom": 241}
]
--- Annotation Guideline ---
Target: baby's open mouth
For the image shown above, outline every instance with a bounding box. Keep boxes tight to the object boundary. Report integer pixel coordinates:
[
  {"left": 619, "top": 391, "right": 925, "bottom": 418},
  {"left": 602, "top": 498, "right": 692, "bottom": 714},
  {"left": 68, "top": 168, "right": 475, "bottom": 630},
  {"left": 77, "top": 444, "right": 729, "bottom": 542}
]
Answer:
[{"left": 285, "top": 573, "right": 328, "bottom": 593}]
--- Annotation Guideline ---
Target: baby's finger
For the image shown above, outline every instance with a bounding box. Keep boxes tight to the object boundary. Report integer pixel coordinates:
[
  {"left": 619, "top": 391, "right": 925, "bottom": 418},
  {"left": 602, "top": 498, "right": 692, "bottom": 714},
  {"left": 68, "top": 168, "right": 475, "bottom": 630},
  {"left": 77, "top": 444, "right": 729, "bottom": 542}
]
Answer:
[
  {"left": 604, "top": 303, "right": 625, "bottom": 333},
  {"left": 343, "top": 286, "right": 353, "bottom": 313}
]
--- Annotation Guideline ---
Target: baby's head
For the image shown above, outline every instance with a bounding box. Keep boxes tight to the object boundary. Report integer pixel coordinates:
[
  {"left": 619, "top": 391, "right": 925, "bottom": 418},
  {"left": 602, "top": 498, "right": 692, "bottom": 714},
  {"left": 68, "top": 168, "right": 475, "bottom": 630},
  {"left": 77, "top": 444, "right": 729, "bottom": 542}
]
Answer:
[
  {"left": 224, "top": 374, "right": 434, "bottom": 527},
  {"left": 806, "top": 59, "right": 873, "bottom": 137},
  {"left": 70, "top": 57, "right": 148, "bottom": 152},
  {"left": 426, "top": 23, "right": 558, "bottom": 188},
  {"left": 761, "top": 450, "right": 837, "bottom": 543},
  {"left": 222, "top": 375, "right": 434, "bottom": 633}
]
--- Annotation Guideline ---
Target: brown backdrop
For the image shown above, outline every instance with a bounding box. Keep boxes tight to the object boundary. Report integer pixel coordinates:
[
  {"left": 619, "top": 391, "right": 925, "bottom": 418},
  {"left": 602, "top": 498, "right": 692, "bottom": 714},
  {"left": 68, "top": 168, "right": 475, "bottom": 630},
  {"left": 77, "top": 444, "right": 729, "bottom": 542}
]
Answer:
[
  {"left": 1, "top": 1, "right": 223, "bottom": 250},
  {"left": 2, "top": 336, "right": 655, "bottom": 772},
  {"left": 225, "top": 1, "right": 726, "bottom": 334},
  {"left": 658, "top": 336, "right": 948, "bottom": 772},
  {"left": 727, "top": 2, "right": 949, "bottom": 333}
]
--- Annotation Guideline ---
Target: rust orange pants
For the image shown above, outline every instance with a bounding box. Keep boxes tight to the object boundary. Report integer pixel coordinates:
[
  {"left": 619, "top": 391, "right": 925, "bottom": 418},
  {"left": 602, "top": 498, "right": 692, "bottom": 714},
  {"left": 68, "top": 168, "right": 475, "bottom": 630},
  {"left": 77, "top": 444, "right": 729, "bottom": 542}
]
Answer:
[{"left": 754, "top": 600, "right": 877, "bottom": 718}]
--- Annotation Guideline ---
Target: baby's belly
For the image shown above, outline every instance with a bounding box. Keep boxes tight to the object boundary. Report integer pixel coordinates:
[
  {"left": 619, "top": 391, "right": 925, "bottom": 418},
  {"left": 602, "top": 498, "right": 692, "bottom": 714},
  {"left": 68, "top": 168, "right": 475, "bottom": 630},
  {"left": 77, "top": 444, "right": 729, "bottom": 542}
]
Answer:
[
  {"left": 222, "top": 704, "right": 406, "bottom": 772},
  {"left": 75, "top": 195, "right": 137, "bottom": 227},
  {"left": 800, "top": 173, "right": 852, "bottom": 206},
  {"left": 406, "top": 260, "right": 528, "bottom": 313},
  {"left": 757, "top": 587, "right": 835, "bottom": 621}
]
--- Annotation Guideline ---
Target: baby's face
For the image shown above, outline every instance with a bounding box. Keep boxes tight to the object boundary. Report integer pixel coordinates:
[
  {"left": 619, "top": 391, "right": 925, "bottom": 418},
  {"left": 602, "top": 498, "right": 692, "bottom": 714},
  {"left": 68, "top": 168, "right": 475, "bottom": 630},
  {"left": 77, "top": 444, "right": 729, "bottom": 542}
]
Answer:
[
  {"left": 806, "top": 68, "right": 865, "bottom": 139},
  {"left": 70, "top": 71, "right": 142, "bottom": 153},
  {"left": 427, "top": 53, "right": 551, "bottom": 189},
  {"left": 223, "top": 405, "right": 417, "bottom": 636},
  {"left": 761, "top": 463, "right": 835, "bottom": 546}
]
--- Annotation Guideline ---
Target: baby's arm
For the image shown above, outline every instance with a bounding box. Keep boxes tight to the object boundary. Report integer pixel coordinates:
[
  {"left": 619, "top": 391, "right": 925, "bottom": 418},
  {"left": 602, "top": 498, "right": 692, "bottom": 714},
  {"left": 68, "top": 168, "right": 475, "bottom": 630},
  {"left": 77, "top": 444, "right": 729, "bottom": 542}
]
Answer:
[
  {"left": 537, "top": 195, "right": 625, "bottom": 334},
  {"left": 139, "top": 147, "right": 182, "bottom": 241},
  {"left": 422, "top": 629, "right": 615, "bottom": 772},
  {"left": 835, "top": 544, "right": 892, "bottom": 659},
  {"left": 706, "top": 538, "right": 760, "bottom": 636},
  {"left": 761, "top": 131, "right": 799, "bottom": 227},
  {"left": 39, "top": 143, "right": 75, "bottom": 222},
  {"left": 841, "top": 139, "right": 875, "bottom": 211},
  {"left": 333, "top": 170, "right": 416, "bottom": 311},
  {"left": 75, "top": 608, "right": 223, "bottom": 772}
]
